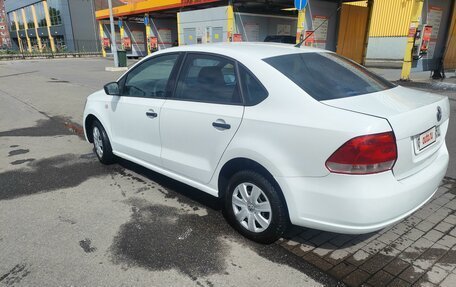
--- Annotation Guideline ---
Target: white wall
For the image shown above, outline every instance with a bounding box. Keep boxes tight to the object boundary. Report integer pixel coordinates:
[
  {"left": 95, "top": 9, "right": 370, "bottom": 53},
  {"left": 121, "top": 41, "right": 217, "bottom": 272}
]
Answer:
[{"left": 179, "top": 6, "right": 229, "bottom": 45}]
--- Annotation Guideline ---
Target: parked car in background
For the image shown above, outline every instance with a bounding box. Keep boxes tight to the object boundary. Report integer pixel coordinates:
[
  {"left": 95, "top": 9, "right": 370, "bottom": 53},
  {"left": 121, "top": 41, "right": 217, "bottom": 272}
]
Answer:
[
  {"left": 264, "top": 35, "right": 297, "bottom": 44},
  {"left": 83, "top": 43, "right": 449, "bottom": 243}
]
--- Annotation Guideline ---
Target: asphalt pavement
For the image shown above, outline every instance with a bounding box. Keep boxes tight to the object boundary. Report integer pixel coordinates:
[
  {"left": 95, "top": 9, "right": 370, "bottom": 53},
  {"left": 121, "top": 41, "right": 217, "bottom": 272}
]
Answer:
[
  {"left": 0, "top": 57, "right": 455, "bottom": 287},
  {"left": 0, "top": 58, "right": 340, "bottom": 286}
]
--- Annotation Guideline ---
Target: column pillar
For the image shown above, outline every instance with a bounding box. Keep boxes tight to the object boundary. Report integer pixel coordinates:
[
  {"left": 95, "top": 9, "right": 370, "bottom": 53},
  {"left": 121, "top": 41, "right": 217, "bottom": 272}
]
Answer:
[
  {"left": 296, "top": 9, "right": 306, "bottom": 44},
  {"left": 145, "top": 14, "right": 152, "bottom": 55},
  {"left": 401, "top": 0, "right": 424, "bottom": 80},
  {"left": 177, "top": 11, "right": 182, "bottom": 46},
  {"left": 227, "top": 4, "right": 234, "bottom": 42},
  {"left": 43, "top": 0, "right": 56, "bottom": 52},
  {"left": 31, "top": 5, "right": 43, "bottom": 53},
  {"left": 13, "top": 12, "right": 23, "bottom": 53},
  {"left": 21, "top": 9, "right": 32, "bottom": 52},
  {"left": 119, "top": 19, "right": 125, "bottom": 50},
  {"left": 99, "top": 21, "right": 106, "bottom": 57}
]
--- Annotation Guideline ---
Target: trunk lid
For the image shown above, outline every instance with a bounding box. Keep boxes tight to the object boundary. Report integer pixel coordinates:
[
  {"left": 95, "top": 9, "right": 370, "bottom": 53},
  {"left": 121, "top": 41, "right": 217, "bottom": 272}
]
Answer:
[{"left": 322, "top": 86, "right": 450, "bottom": 180}]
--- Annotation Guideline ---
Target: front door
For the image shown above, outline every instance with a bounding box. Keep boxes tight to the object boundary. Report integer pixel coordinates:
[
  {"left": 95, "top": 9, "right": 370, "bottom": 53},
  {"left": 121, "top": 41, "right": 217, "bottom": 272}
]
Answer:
[
  {"left": 110, "top": 53, "right": 180, "bottom": 166},
  {"left": 160, "top": 53, "right": 244, "bottom": 184}
]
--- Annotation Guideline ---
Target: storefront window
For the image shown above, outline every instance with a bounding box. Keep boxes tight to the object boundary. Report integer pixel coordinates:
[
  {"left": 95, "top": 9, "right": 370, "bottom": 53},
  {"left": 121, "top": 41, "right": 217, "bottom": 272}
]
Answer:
[
  {"left": 8, "top": 13, "right": 16, "bottom": 31},
  {"left": 30, "top": 37, "right": 39, "bottom": 50},
  {"left": 16, "top": 12, "right": 25, "bottom": 30},
  {"left": 55, "top": 36, "right": 66, "bottom": 52},
  {"left": 24, "top": 6, "right": 35, "bottom": 29},
  {"left": 41, "top": 36, "right": 51, "bottom": 51},
  {"left": 35, "top": 2, "right": 47, "bottom": 27},
  {"left": 47, "top": 0, "right": 63, "bottom": 26}
]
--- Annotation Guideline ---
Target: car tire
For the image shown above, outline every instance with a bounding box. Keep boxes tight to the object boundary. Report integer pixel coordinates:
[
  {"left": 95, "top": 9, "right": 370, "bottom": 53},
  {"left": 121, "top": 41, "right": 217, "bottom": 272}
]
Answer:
[
  {"left": 224, "top": 170, "right": 289, "bottom": 244},
  {"left": 92, "top": 120, "right": 115, "bottom": 164}
]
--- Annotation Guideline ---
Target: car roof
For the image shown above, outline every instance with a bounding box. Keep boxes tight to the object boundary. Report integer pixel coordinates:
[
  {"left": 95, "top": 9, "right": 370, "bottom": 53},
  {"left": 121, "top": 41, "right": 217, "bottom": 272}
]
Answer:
[{"left": 155, "top": 42, "right": 326, "bottom": 61}]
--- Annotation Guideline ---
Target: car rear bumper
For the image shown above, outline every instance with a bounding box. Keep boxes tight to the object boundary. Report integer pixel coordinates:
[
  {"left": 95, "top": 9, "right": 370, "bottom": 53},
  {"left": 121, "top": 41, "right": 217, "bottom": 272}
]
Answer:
[{"left": 275, "top": 142, "right": 449, "bottom": 234}]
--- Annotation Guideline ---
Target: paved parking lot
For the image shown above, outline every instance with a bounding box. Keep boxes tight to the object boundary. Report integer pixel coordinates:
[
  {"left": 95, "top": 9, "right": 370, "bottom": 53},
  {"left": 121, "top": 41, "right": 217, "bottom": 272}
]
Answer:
[
  {"left": 281, "top": 180, "right": 456, "bottom": 286},
  {"left": 0, "top": 57, "right": 455, "bottom": 287},
  {"left": 0, "top": 58, "right": 337, "bottom": 287}
]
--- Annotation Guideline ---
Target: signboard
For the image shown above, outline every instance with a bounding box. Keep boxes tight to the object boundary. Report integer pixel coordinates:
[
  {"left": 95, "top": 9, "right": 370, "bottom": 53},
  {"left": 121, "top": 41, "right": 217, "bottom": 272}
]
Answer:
[
  {"left": 150, "top": 36, "right": 158, "bottom": 50},
  {"left": 426, "top": 6, "right": 443, "bottom": 59},
  {"left": 233, "top": 34, "right": 242, "bottom": 42},
  {"left": 312, "top": 15, "right": 329, "bottom": 49},
  {"left": 102, "top": 38, "right": 110, "bottom": 48},
  {"left": 294, "top": 0, "right": 307, "bottom": 10},
  {"left": 144, "top": 16, "right": 149, "bottom": 26},
  {"left": 408, "top": 26, "right": 417, "bottom": 37},
  {"left": 304, "top": 31, "right": 315, "bottom": 46},
  {"left": 122, "top": 37, "right": 131, "bottom": 50}
]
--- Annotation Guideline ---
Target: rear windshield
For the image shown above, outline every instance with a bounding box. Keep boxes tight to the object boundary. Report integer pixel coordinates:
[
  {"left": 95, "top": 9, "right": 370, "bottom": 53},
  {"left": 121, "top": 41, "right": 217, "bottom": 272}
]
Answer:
[{"left": 263, "top": 52, "right": 395, "bottom": 101}]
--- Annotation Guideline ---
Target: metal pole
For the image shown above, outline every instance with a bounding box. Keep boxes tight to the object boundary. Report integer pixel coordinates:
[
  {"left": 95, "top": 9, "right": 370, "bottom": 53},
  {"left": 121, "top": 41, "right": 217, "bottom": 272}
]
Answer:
[{"left": 108, "top": 0, "right": 118, "bottom": 67}]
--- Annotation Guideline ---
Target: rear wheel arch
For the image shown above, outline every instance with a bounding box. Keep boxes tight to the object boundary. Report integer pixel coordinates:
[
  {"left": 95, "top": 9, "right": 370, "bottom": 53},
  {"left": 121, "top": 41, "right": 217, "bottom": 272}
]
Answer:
[{"left": 218, "top": 158, "right": 289, "bottom": 217}]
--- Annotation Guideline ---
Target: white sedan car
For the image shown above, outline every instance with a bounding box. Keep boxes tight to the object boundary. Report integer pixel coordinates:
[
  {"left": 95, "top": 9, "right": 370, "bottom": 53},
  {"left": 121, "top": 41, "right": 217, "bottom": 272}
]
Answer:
[{"left": 83, "top": 43, "right": 449, "bottom": 243}]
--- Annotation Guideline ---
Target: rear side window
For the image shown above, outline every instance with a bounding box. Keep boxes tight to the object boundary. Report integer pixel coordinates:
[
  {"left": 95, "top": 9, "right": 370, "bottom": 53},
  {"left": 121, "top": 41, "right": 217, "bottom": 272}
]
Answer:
[
  {"left": 174, "top": 54, "right": 242, "bottom": 104},
  {"left": 263, "top": 53, "right": 395, "bottom": 101},
  {"left": 239, "top": 65, "right": 268, "bottom": 105}
]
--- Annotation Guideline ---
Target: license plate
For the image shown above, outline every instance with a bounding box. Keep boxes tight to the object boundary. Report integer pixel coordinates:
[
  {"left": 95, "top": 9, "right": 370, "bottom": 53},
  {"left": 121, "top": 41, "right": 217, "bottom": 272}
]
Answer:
[{"left": 417, "top": 127, "right": 436, "bottom": 151}]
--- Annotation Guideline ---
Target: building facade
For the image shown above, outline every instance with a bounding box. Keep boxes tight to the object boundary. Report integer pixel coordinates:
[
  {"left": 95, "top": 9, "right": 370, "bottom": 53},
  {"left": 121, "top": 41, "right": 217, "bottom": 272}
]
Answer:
[
  {"left": 365, "top": 0, "right": 456, "bottom": 72},
  {"left": 0, "top": 0, "right": 11, "bottom": 48},
  {"left": 94, "top": 0, "right": 456, "bottom": 74},
  {"left": 5, "top": 0, "right": 99, "bottom": 53},
  {"left": 96, "top": 0, "right": 456, "bottom": 71}
]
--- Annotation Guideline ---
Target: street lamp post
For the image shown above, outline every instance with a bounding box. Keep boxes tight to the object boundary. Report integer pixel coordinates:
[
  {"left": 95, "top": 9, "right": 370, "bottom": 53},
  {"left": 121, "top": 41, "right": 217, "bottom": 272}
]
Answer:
[{"left": 108, "top": 0, "right": 119, "bottom": 67}]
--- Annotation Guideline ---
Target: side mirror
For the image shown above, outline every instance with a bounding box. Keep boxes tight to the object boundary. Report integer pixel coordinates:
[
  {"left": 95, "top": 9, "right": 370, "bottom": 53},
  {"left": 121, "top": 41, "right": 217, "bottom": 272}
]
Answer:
[{"left": 104, "top": 82, "right": 120, "bottom": 96}]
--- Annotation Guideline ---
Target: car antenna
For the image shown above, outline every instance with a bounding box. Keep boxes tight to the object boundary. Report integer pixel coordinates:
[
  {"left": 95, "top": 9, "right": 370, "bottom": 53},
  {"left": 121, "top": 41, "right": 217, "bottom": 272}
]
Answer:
[{"left": 294, "top": 6, "right": 341, "bottom": 48}]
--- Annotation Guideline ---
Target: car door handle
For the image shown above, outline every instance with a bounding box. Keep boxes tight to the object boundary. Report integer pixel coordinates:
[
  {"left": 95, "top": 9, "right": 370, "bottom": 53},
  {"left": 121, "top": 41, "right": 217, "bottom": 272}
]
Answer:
[
  {"left": 146, "top": 111, "right": 158, "bottom": 118},
  {"left": 212, "top": 122, "right": 231, "bottom": 130}
]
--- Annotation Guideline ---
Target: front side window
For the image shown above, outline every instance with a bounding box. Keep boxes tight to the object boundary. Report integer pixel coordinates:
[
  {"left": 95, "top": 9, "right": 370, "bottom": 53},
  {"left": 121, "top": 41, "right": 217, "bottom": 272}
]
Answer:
[
  {"left": 123, "top": 54, "right": 179, "bottom": 98},
  {"left": 264, "top": 52, "right": 395, "bottom": 101},
  {"left": 174, "top": 54, "right": 241, "bottom": 104}
]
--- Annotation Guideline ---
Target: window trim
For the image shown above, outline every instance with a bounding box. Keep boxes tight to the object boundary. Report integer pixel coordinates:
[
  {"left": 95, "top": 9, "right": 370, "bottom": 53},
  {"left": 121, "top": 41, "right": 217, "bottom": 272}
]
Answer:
[
  {"left": 168, "top": 51, "right": 245, "bottom": 106},
  {"left": 118, "top": 52, "right": 183, "bottom": 99}
]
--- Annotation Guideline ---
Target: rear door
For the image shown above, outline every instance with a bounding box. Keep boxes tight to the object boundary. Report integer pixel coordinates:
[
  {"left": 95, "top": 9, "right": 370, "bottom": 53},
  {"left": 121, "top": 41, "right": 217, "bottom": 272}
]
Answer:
[
  {"left": 160, "top": 53, "right": 244, "bottom": 184},
  {"left": 110, "top": 53, "right": 181, "bottom": 166}
]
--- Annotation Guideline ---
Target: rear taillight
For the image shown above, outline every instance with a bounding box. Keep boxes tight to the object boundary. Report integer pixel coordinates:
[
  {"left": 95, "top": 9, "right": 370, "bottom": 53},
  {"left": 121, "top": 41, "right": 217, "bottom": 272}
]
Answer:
[{"left": 326, "top": 132, "right": 397, "bottom": 175}]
